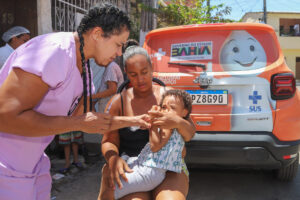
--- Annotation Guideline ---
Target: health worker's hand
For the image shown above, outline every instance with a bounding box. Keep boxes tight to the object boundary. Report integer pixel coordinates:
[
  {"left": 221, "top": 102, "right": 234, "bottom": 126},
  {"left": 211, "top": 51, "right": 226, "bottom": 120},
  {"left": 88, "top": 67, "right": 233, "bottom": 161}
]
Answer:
[{"left": 80, "top": 112, "right": 112, "bottom": 133}]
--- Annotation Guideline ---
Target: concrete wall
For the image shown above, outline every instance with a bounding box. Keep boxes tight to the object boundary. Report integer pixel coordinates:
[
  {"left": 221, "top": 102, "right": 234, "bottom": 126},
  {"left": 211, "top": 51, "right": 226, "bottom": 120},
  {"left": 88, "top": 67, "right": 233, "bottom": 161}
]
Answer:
[
  {"left": 283, "top": 49, "right": 300, "bottom": 75},
  {"left": 37, "top": 0, "right": 53, "bottom": 35},
  {"left": 242, "top": 12, "right": 262, "bottom": 23}
]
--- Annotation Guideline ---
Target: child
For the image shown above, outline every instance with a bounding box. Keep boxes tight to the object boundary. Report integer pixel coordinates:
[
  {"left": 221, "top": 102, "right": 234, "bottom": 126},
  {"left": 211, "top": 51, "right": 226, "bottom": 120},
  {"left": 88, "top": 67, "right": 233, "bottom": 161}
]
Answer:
[
  {"left": 58, "top": 131, "right": 84, "bottom": 173},
  {"left": 106, "top": 89, "right": 192, "bottom": 199}
]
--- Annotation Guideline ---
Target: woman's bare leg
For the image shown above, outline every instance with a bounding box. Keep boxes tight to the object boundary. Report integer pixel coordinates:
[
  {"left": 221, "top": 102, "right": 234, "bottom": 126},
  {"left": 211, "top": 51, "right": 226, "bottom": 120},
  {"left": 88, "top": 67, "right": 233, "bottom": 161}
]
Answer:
[
  {"left": 153, "top": 171, "right": 189, "bottom": 200},
  {"left": 98, "top": 164, "right": 115, "bottom": 200},
  {"left": 71, "top": 142, "right": 79, "bottom": 163},
  {"left": 63, "top": 145, "right": 71, "bottom": 168},
  {"left": 98, "top": 164, "right": 151, "bottom": 200},
  {"left": 120, "top": 192, "right": 151, "bottom": 200}
]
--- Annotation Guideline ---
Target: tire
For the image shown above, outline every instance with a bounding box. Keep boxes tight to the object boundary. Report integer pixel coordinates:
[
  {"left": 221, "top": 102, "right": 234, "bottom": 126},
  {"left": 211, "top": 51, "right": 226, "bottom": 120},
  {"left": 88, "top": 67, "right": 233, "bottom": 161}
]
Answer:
[{"left": 274, "top": 154, "right": 299, "bottom": 181}]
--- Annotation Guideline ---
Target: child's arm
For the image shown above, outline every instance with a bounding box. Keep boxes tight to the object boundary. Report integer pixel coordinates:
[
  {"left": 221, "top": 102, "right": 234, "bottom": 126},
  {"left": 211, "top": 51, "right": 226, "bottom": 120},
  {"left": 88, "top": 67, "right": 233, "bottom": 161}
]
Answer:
[{"left": 149, "top": 126, "right": 172, "bottom": 152}]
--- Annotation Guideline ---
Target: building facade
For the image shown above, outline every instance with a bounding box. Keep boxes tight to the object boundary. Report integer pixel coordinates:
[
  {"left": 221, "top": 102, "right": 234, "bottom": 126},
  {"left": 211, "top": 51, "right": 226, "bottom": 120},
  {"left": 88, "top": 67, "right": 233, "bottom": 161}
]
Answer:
[
  {"left": 242, "top": 12, "right": 300, "bottom": 80},
  {"left": 0, "top": 0, "right": 130, "bottom": 45}
]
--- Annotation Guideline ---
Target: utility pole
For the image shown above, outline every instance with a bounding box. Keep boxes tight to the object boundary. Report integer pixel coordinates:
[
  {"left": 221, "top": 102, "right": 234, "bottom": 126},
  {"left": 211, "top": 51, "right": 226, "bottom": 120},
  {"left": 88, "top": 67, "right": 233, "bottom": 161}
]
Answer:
[
  {"left": 207, "top": 0, "right": 211, "bottom": 20},
  {"left": 263, "top": 0, "right": 267, "bottom": 23}
]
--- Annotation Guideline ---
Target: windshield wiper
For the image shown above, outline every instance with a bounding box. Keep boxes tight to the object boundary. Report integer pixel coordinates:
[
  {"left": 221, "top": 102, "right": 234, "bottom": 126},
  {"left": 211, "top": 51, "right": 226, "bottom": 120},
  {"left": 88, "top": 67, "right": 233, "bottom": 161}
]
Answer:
[{"left": 168, "top": 62, "right": 206, "bottom": 70}]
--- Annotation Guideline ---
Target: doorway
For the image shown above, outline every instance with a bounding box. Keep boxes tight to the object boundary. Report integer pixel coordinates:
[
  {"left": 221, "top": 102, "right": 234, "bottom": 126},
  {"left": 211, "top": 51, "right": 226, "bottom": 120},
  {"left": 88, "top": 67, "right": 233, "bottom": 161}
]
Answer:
[{"left": 0, "top": 0, "right": 37, "bottom": 46}]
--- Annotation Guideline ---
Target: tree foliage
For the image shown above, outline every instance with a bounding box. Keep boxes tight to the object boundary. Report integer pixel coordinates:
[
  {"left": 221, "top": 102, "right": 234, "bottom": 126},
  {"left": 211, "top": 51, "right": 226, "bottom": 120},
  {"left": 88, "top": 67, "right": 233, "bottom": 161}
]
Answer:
[{"left": 142, "top": 0, "right": 235, "bottom": 28}]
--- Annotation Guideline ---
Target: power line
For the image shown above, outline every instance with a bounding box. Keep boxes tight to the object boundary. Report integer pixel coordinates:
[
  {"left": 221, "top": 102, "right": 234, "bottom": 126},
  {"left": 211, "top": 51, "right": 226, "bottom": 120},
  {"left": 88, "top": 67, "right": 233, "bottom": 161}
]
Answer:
[
  {"left": 246, "top": 0, "right": 260, "bottom": 13},
  {"left": 235, "top": 0, "right": 246, "bottom": 12}
]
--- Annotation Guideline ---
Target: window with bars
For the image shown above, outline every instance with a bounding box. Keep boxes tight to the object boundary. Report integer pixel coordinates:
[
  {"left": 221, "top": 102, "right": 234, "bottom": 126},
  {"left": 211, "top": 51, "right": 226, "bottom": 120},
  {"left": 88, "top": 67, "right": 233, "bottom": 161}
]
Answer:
[
  {"left": 279, "top": 18, "right": 300, "bottom": 37},
  {"left": 51, "top": 0, "right": 129, "bottom": 32}
]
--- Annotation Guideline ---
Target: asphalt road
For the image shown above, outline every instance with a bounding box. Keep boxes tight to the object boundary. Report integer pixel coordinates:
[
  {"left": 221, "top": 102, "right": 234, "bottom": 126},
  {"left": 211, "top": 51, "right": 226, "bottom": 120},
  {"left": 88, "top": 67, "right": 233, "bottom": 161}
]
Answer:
[
  {"left": 187, "top": 168, "right": 300, "bottom": 200},
  {"left": 52, "top": 160, "right": 300, "bottom": 200}
]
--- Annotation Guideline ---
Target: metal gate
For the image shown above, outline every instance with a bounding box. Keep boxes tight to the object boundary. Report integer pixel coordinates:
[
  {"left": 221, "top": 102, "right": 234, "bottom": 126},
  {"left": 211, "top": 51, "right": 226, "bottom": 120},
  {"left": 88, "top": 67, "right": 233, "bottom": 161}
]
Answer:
[{"left": 51, "top": 0, "right": 130, "bottom": 32}]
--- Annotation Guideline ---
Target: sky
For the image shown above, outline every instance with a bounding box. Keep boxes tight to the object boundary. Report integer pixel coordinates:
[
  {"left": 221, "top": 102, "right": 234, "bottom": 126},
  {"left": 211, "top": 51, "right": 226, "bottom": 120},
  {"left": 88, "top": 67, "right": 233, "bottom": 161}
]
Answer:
[{"left": 210, "top": 0, "right": 300, "bottom": 21}]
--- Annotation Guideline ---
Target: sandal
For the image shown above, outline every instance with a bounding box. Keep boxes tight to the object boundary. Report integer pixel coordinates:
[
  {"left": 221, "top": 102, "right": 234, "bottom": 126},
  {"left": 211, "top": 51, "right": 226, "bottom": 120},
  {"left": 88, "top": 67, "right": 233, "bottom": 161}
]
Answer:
[
  {"left": 72, "top": 162, "right": 83, "bottom": 169},
  {"left": 58, "top": 167, "right": 70, "bottom": 174}
]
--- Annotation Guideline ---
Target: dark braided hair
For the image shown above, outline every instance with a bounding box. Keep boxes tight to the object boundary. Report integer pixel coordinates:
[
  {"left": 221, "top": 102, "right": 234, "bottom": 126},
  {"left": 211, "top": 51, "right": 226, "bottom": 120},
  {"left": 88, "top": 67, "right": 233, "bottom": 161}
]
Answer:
[
  {"left": 160, "top": 89, "right": 193, "bottom": 119},
  {"left": 76, "top": 3, "right": 131, "bottom": 113}
]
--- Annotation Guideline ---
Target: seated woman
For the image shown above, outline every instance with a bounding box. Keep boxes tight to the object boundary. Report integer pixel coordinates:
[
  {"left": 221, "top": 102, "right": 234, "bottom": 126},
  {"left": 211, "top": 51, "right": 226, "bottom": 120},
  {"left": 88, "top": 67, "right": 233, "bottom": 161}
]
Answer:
[{"left": 98, "top": 46, "right": 196, "bottom": 200}]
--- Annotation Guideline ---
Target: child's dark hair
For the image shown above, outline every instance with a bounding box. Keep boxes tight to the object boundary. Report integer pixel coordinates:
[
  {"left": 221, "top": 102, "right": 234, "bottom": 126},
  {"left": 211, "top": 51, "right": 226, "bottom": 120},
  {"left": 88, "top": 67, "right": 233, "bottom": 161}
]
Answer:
[
  {"left": 76, "top": 3, "right": 131, "bottom": 113},
  {"left": 122, "top": 39, "right": 139, "bottom": 53},
  {"left": 160, "top": 89, "right": 192, "bottom": 119}
]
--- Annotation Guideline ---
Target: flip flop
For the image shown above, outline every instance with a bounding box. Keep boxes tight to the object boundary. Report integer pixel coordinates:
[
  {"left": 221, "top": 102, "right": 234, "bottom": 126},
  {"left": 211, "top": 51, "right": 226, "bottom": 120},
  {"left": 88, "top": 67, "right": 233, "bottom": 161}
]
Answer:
[
  {"left": 72, "top": 162, "right": 83, "bottom": 169},
  {"left": 58, "top": 167, "right": 70, "bottom": 174}
]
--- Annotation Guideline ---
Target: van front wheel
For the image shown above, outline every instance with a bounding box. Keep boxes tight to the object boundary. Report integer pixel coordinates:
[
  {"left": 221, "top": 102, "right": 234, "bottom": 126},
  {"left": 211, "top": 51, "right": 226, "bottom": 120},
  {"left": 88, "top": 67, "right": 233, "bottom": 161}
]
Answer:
[{"left": 274, "top": 154, "right": 299, "bottom": 181}]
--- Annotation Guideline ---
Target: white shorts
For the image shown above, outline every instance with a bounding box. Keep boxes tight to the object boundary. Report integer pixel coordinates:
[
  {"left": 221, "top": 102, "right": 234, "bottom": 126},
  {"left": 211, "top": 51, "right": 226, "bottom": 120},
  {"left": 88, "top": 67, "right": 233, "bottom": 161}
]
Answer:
[{"left": 114, "top": 155, "right": 166, "bottom": 199}]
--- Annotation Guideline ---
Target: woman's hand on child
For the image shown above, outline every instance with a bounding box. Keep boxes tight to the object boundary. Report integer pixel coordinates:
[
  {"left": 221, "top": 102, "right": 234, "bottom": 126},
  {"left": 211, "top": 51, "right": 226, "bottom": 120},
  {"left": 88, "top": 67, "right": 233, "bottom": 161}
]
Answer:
[
  {"left": 150, "top": 111, "right": 181, "bottom": 130},
  {"left": 148, "top": 105, "right": 180, "bottom": 129},
  {"left": 108, "top": 155, "right": 133, "bottom": 189}
]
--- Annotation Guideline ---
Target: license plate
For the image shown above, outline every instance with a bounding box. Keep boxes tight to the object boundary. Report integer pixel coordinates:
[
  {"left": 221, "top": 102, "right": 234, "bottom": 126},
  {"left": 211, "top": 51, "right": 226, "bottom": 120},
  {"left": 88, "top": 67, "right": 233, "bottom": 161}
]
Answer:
[{"left": 186, "top": 90, "right": 228, "bottom": 105}]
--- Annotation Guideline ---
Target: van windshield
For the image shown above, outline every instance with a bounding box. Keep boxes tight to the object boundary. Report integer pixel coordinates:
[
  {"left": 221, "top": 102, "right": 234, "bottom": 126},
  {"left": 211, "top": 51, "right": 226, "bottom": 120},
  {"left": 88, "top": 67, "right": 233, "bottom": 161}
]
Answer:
[{"left": 145, "top": 29, "right": 279, "bottom": 73}]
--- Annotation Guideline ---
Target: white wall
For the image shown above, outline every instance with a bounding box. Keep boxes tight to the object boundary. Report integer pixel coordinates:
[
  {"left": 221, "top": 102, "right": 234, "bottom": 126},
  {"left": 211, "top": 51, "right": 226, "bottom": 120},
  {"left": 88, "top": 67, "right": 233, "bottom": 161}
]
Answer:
[{"left": 37, "top": 0, "right": 53, "bottom": 35}]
